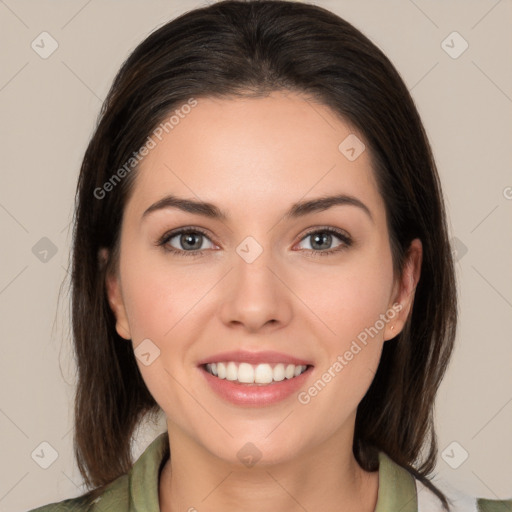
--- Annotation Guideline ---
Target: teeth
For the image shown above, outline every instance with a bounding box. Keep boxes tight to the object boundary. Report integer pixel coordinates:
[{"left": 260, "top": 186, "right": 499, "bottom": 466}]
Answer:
[
  {"left": 238, "top": 362, "right": 254, "bottom": 383},
  {"left": 285, "top": 364, "right": 295, "bottom": 379},
  {"left": 205, "top": 362, "right": 308, "bottom": 384},
  {"left": 226, "top": 362, "right": 238, "bottom": 381},
  {"left": 273, "top": 363, "right": 285, "bottom": 382},
  {"left": 254, "top": 363, "right": 273, "bottom": 384}
]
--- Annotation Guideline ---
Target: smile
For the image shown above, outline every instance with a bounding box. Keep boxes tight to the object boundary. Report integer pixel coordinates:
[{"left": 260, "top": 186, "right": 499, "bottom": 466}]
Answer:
[{"left": 204, "top": 362, "right": 309, "bottom": 385}]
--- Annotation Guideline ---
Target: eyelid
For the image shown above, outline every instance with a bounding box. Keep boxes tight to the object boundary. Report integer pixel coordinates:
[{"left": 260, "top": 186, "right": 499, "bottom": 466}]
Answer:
[
  {"left": 155, "top": 226, "right": 217, "bottom": 250},
  {"left": 156, "top": 225, "right": 353, "bottom": 256},
  {"left": 293, "top": 226, "right": 352, "bottom": 255},
  {"left": 297, "top": 225, "right": 351, "bottom": 243}
]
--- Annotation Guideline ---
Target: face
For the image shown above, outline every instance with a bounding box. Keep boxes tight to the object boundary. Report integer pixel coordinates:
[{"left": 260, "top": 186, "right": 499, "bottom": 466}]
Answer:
[{"left": 105, "top": 90, "right": 421, "bottom": 466}]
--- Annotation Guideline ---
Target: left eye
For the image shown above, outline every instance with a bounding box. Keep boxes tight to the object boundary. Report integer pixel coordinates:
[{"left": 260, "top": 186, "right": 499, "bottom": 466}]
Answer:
[{"left": 296, "top": 228, "right": 351, "bottom": 254}]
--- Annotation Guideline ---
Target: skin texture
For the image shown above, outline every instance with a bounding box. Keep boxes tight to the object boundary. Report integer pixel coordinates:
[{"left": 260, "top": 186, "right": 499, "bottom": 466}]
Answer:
[{"left": 105, "top": 90, "right": 422, "bottom": 512}]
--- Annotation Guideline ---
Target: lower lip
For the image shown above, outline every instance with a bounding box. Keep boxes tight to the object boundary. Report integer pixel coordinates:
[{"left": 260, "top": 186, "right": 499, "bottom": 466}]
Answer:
[{"left": 200, "top": 365, "right": 313, "bottom": 407}]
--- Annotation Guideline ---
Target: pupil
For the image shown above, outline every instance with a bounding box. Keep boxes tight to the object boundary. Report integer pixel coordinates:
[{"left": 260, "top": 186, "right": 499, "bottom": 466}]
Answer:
[
  {"left": 312, "top": 232, "right": 331, "bottom": 250},
  {"left": 182, "top": 233, "right": 201, "bottom": 250}
]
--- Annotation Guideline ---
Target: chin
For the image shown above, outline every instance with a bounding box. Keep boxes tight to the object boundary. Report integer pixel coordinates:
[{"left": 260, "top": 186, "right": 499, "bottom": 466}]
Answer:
[{"left": 202, "top": 430, "right": 308, "bottom": 469}]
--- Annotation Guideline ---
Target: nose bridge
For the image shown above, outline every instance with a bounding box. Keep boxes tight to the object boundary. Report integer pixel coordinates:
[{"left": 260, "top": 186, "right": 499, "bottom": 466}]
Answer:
[
  {"left": 218, "top": 233, "right": 292, "bottom": 331},
  {"left": 233, "top": 233, "right": 279, "bottom": 301}
]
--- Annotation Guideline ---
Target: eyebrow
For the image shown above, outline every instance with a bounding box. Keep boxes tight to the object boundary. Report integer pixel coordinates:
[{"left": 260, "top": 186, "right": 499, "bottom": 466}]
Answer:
[{"left": 141, "top": 193, "right": 373, "bottom": 223}]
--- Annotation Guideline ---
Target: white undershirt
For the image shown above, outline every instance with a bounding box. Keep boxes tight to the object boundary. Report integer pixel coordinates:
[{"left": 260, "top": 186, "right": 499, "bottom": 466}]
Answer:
[{"left": 415, "top": 478, "right": 478, "bottom": 512}]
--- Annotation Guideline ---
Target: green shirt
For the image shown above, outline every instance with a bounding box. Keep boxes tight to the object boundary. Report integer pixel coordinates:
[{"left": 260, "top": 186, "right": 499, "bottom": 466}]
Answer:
[{"left": 28, "top": 432, "right": 511, "bottom": 512}]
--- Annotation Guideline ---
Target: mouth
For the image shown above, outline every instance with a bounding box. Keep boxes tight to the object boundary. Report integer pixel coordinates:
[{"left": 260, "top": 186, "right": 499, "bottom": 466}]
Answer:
[
  {"left": 197, "top": 351, "right": 315, "bottom": 406},
  {"left": 202, "top": 361, "right": 311, "bottom": 385}
]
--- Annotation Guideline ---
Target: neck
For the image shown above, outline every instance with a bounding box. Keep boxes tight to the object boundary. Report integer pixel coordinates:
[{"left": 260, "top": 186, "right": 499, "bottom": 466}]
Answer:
[{"left": 158, "top": 420, "right": 379, "bottom": 512}]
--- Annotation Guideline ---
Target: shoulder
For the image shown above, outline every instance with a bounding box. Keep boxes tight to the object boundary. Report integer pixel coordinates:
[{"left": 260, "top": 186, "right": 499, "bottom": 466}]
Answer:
[
  {"left": 26, "top": 474, "right": 129, "bottom": 512},
  {"left": 476, "top": 498, "right": 512, "bottom": 512},
  {"left": 27, "top": 432, "right": 169, "bottom": 512},
  {"left": 415, "top": 475, "right": 512, "bottom": 512},
  {"left": 378, "top": 451, "right": 511, "bottom": 512}
]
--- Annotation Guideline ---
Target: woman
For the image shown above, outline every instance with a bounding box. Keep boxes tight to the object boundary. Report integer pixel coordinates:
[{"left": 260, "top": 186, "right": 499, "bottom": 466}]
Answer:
[{"left": 29, "top": 1, "right": 511, "bottom": 511}]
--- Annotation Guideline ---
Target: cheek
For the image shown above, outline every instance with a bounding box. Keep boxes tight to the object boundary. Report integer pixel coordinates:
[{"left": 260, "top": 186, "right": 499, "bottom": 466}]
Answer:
[
  {"left": 307, "top": 241, "right": 394, "bottom": 345},
  {"left": 297, "top": 239, "right": 394, "bottom": 409},
  {"left": 296, "top": 271, "right": 393, "bottom": 428},
  {"left": 120, "top": 251, "right": 204, "bottom": 341},
  {"left": 119, "top": 253, "right": 204, "bottom": 410}
]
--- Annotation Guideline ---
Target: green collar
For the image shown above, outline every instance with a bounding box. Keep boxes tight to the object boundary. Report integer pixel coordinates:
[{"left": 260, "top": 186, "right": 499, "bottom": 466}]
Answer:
[
  {"left": 128, "top": 432, "right": 417, "bottom": 512},
  {"left": 375, "top": 450, "right": 417, "bottom": 512}
]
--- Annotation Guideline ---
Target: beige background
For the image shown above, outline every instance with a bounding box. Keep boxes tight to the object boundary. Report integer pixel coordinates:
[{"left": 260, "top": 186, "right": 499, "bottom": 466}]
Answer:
[{"left": 0, "top": 0, "right": 511, "bottom": 510}]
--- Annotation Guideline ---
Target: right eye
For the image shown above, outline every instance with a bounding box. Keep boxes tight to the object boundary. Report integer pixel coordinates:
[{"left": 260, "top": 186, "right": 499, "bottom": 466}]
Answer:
[{"left": 157, "top": 228, "right": 216, "bottom": 257}]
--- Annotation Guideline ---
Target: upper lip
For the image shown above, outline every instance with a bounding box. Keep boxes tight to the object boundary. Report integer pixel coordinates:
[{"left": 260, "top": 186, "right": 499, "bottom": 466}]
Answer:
[{"left": 197, "top": 350, "right": 313, "bottom": 367}]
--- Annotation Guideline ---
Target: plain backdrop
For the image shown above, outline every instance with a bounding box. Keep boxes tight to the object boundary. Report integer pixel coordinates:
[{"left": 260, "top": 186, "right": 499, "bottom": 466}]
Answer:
[{"left": 0, "top": 1, "right": 511, "bottom": 510}]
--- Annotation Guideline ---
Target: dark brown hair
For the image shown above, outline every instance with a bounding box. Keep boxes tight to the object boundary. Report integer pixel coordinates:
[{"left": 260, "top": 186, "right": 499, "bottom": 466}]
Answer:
[{"left": 69, "top": 0, "right": 457, "bottom": 508}]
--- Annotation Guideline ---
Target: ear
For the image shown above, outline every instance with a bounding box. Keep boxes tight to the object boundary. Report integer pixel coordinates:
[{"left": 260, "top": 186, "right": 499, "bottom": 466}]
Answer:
[
  {"left": 99, "top": 248, "right": 131, "bottom": 340},
  {"left": 384, "top": 238, "right": 423, "bottom": 341}
]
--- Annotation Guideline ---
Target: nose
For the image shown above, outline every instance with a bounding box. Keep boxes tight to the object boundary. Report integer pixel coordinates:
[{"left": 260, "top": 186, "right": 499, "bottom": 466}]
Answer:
[{"left": 218, "top": 244, "right": 293, "bottom": 333}]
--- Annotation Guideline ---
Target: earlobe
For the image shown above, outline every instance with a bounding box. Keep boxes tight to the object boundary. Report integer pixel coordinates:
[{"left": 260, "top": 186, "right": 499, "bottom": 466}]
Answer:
[
  {"left": 385, "top": 239, "right": 423, "bottom": 340},
  {"left": 101, "top": 250, "right": 131, "bottom": 340}
]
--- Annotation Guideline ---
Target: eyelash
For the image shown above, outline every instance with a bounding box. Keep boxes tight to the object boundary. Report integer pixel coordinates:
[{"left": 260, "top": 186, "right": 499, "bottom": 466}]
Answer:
[{"left": 156, "top": 226, "right": 353, "bottom": 259}]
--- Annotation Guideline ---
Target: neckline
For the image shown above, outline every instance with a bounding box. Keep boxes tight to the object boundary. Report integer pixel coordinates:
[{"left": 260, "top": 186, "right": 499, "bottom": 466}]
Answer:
[{"left": 130, "top": 433, "right": 418, "bottom": 512}]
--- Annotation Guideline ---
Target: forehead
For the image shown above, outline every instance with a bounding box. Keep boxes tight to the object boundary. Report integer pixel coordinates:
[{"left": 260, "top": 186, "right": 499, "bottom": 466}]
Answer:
[{"left": 126, "top": 91, "right": 384, "bottom": 223}]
